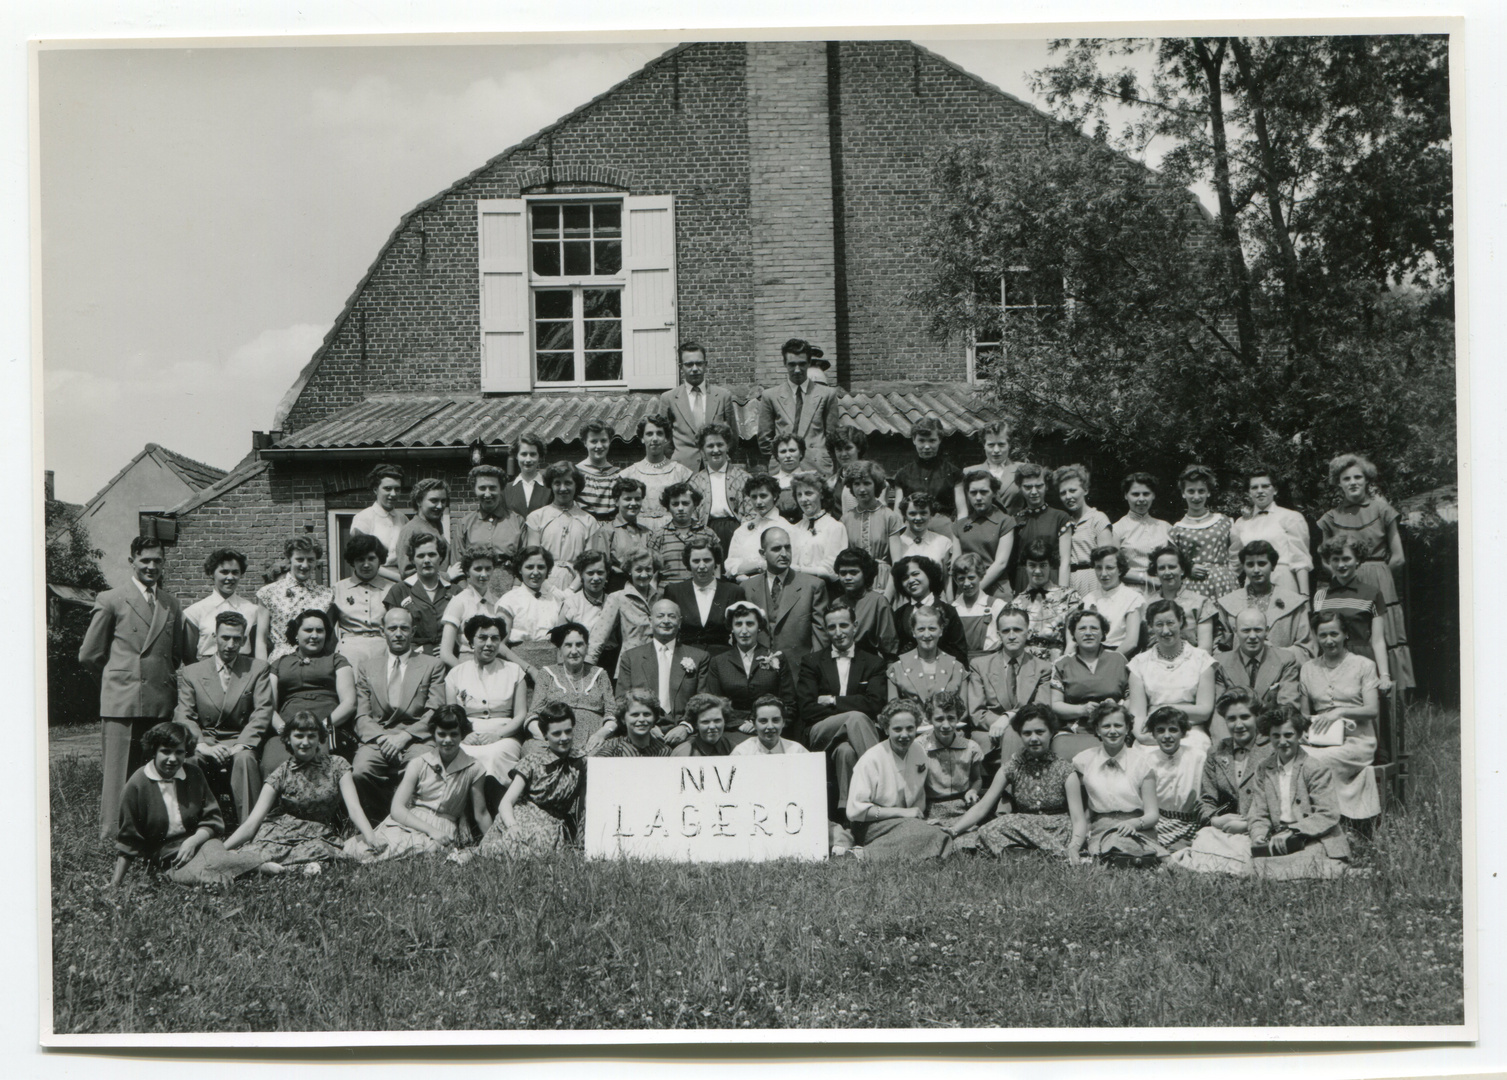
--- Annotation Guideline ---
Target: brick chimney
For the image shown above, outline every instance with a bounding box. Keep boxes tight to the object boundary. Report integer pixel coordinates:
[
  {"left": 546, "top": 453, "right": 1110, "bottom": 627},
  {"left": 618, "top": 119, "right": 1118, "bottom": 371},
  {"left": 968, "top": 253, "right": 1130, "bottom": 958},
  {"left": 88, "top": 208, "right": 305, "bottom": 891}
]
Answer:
[{"left": 745, "top": 41, "right": 839, "bottom": 385}]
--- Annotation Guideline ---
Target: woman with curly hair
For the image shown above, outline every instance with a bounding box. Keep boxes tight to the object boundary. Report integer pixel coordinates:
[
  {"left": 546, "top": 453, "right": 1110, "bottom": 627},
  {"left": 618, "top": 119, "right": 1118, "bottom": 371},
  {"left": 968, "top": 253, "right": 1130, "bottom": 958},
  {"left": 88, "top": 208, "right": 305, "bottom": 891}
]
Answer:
[
  {"left": 891, "top": 554, "right": 969, "bottom": 664},
  {"left": 256, "top": 536, "right": 334, "bottom": 662},
  {"left": 1011, "top": 463, "right": 1073, "bottom": 593},
  {"left": 889, "top": 491, "right": 962, "bottom": 585},
  {"left": 1067, "top": 702, "right": 1165, "bottom": 866},
  {"left": 477, "top": 701, "right": 587, "bottom": 856},
  {"left": 496, "top": 544, "right": 568, "bottom": 674},
  {"left": 844, "top": 698, "right": 952, "bottom": 860},
  {"left": 267, "top": 608, "right": 357, "bottom": 764},
  {"left": 619, "top": 413, "right": 692, "bottom": 531},
  {"left": 529, "top": 621, "right": 615, "bottom": 752},
  {"left": 589, "top": 689, "right": 675, "bottom": 758},
  {"left": 444, "top": 614, "right": 531, "bottom": 792},
  {"left": 525, "top": 461, "right": 599, "bottom": 589},
  {"left": 1169, "top": 464, "right": 1239, "bottom": 601}
]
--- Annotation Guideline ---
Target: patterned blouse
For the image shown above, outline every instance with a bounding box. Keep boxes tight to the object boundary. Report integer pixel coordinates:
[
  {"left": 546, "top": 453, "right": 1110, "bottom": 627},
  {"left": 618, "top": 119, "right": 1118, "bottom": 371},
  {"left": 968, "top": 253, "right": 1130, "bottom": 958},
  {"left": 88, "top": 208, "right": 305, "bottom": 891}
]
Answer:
[
  {"left": 649, "top": 524, "right": 720, "bottom": 587},
  {"left": 1001, "top": 751, "right": 1076, "bottom": 814},
  {"left": 591, "top": 737, "right": 674, "bottom": 759},
  {"left": 511, "top": 745, "right": 587, "bottom": 820},
  {"left": 257, "top": 574, "right": 335, "bottom": 662},
  {"left": 887, "top": 650, "right": 968, "bottom": 705},
  {"left": 1015, "top": 584, "right": 1082, "bottom": 661},
  {"left": 264, "top": 753, "right": 351, "bottom": 826},
  {"left": 620, "top": 459, "right": 693, "bottom": 529}
]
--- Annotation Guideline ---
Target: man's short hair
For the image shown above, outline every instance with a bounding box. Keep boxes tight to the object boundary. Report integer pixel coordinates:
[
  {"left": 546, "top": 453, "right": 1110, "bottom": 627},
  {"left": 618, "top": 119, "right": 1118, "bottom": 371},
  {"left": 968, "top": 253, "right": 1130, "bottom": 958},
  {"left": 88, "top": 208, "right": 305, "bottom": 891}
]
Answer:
[
  {"left": 468, "top": 463, "right": 506, "bottom": 486},
  {"left": 679, "top": 341, "right": 707, "bottom": 359},
  {"left": 213, "top": 610, "right": 248, "bottom": 633},
  {"left": 129, "top": 536, "right": 165, "bottom": 559}
]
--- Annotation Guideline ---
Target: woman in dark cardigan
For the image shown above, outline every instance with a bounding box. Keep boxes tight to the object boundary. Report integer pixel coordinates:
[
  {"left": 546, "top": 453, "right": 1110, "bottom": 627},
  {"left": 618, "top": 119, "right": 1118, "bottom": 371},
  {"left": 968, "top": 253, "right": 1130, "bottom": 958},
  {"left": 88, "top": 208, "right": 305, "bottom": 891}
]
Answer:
[
  {"left": 891, "top": 555, "right": 969, "bottom": 665},
  {"left": 704, "top": 600, "right": 797, "bottom": 740}
]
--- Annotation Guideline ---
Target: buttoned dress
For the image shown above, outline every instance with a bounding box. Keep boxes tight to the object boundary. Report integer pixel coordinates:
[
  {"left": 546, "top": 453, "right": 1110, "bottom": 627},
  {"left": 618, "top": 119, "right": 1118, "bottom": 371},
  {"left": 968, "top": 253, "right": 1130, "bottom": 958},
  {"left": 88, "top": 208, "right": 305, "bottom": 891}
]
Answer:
[{"left": 333, "top": 575, "right": 389, "bottom": 667}]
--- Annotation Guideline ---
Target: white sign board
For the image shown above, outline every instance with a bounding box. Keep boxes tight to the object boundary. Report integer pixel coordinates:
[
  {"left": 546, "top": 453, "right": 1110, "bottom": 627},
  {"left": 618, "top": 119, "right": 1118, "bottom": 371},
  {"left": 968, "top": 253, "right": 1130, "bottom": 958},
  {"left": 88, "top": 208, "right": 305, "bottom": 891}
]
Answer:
[{"left": 584, "top": 754, "right": 828, "bottom": 862}]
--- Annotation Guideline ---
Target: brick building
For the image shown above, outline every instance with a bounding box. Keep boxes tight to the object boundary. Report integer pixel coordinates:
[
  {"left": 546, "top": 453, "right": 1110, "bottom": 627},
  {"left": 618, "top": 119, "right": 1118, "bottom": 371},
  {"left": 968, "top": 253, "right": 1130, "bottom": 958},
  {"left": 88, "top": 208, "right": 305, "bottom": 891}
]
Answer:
[{"left": 160, "top": 40, "right": 1130, "bottom": 596}]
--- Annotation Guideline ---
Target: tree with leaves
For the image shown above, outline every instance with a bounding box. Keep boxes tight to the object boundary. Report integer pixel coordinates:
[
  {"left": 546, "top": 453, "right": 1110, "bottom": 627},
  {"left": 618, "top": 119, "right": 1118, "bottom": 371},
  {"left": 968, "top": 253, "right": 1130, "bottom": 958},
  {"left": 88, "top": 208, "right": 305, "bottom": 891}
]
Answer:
[
  {"left": 45, "top": 505, "right": 109, "bottom": 726},
  {"left": 918, "top": 34, "right": 1454, "bottom": 513}
]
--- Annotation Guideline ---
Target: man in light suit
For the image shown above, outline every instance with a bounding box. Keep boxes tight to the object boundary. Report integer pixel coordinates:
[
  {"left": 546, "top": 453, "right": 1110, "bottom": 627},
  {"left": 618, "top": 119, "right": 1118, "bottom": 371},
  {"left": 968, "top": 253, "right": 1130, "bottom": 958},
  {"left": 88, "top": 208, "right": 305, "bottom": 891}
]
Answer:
[
  {"left": 618, "top": 599, "right": 709, "bottom": 742},
  {"left": 173, "top": 611, "right": 274, "bottom": 823},
  {"left": 79, "top": 536, "right": 184, "bottom": 840},
  {"left": 739, "top": 526, "right": 829, "bottom": 663},
  {"left": 351, "top": 607, "right": 447, "bottom": 821},
  {"left": 966, "top": 607, "right": 1052, "bottom": 756},
  {"left": 756, "top": 339, "right": 840, "bottom": 476},
  {"left": 1214, "top": 607, "right": 1303, "bottom": 727},
  {"left": 658, "top": 342, "right": 738, "bottom": 469}
]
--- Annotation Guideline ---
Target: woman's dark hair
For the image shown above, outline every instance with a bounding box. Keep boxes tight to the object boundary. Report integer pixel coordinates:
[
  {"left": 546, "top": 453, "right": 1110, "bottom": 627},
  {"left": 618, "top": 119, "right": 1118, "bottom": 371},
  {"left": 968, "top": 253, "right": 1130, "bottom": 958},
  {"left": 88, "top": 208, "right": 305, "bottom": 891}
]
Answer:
[
  {"left": 511, "top": 433, "right": 546, "bottom": 460},
  {"left": 834, "top": 546, "right": 879, "bottom": 589},
  {"left": 203, "top": 548, "right": 248, "bottom": 576},
  {"left": 343, "top": 532, "right": 388, "bottom": 565},
  {"left": 535, "top": 701, "right": 576, "bottom": 736},
  {"left": 366, "top": 464, "right": 404, "bottom": 491},
  {"left": 961, "top": 468, "right": 1001, "bottom": 495},
  {"left": 1089, "top": 545, "right": 1129, "bottom": 577},
  {"left": 1066, "top": 607, "right": 1111, "bottom": 638},
  {"left": 142, "top": 721, "right": 192, "bottom": 756},
  {"left": 1257, "top": 703, "right": 1310, "bottom": 738},
  {"left": 1149, "top": 543, "right": 1193, "bottom": 578},
  {"left": 1121, "top": 471, "right": 1158, "bottom": 497},
  {"left": 515, "top": 544, "right": 556, "bottom": 576},
  {"left": 281, "top": 709, "right": 330, "bottom": 753},
  {"left": 430, "top": 704, "right": 473, "bottom": 737},
  {"left": 285, "top": 608, "right": 335, "bottom": 648},
  {"left": 410, "top": 477, "right": 448, "bottom": 511},
  {"left": 911, "top": 416, "right": 944, "bottom": 440},
  {"left": 1239, "top": 539, "right": 1281, "bottom": 566},
  {"left": 1021, "top": 537, "right": 1058, "bottom": 569},
  {"left": 1147, "top": 705, "right": 1190, "bottom": 735},
  {"left": 542, "top": 460, "right": 583, "bottom": 492},
  {"left": 750, "top": 694, "right": 786, "bottom": 720},
  {"left": 407, "top": 531, "right": 449, "bottom": 561},
  {"left": 1086, "top": 700, "right": 1132, "bottom": 736},
  {"left": 899, "top": 490, "right": 935, "bottom": 518},
  {"left": 878, "top": 696, "right": 924, "bottom": 729},
  {"left": 611, "top": 476, "right": 647, "bottom": 500},
  {"left": 283, "top": 536, "right": 320, "bottom": 561},
  {"left": 830, "top": 424, "right": 868, "bottom": 457},
  {"left": 697, "top": 422, "right": 735, "bottom": 449},
  {"left": 1310, "top": 607, "right": 1349, "bottom": 634},
  {"left": 579, "top": 420, "right": 615, "bottom": 442},
  {"left": 773, "top": 432, "right": 807, "bottom": 457},
  {"left": 1244, "top": 464, "right": 1281, "bottom": 492},
  {"left": 461, "top": 545, "right": 501, "bottom": 573},
  {"left": 1016, "top": 462, "right": 1047, "bottom": 483},
  {"left": 742, "top": 473, "right": 782, "bottom": 501},
  {"left": 1143, "top": 597, "right": 1186, "bottom": 628},
  {"left": 660, "top": 480, "right": 703, "bottom": 509},
  {"left": 683, "top": 693, "right": 730, "bottom": 730},
  {"left": 1178, "top": 464, "right": 1218, "bottom": 496},
  {"left": 892, "top": 554, "right": 944, "bottom": 598},
  {"left": 463, "top": 613, "right": 508, "bottom": 645},
  {"left": 572, "top": 549, "right": 610, "bottom": 576},
  {"left": 928, "top": 690, "right": 965, "bottom": 720},
  {"left": 636, "top": 413, "right": 673, "bottom": 442},
  {"left": 1215, "top": 687, "right": 1257, "bottom": 716},
  {"left": 549, "top": 620, "right": 590, "bottom": 649},
  {"left": 1010, "top": 701, "right": 1060, "bottom": 737},
  {"left": 841, "top": 460, "right": 888, "bottom": 493},
  {"left": 683, "top": 534, "right": 725, "bottom": 569}
]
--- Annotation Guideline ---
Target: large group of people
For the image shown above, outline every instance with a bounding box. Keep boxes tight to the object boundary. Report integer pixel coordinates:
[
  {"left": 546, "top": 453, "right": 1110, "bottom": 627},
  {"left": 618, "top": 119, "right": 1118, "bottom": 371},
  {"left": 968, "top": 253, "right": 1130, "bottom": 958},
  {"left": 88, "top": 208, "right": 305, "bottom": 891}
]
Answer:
[{"left": 82, "top": 340, "right": 1414, "bottom": 885}]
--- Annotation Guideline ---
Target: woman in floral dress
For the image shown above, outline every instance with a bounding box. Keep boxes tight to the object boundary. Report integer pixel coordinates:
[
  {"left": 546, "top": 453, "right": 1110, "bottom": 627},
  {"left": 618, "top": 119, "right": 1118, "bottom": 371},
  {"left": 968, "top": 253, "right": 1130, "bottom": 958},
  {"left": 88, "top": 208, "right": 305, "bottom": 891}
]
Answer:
[
  {"left": 478, "top": 702, "right": 587, "bottom": 856},
  {"left": 942, "top": 704, "right": 1082, "bottom": 857},
  {"left": 256, "top": 536, "right": 334, "bottom": 662},
  {"left": 529, "top": 621, "right": 615, "bottom": 751},
  {"left": 1168, "top": 464, "right": 1239, "bottom": 601},
  {"left": 222, "top": 710, "right": 386, "bottom": 869}
]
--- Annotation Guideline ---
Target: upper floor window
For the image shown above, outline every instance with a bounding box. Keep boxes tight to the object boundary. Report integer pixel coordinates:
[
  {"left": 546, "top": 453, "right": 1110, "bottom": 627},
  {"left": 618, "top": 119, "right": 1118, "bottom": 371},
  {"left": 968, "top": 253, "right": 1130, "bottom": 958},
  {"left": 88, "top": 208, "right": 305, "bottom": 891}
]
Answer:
[
  {"left": 967, "top": 266, "right": 1065, "bottom": 382},
  {"left": 530, "top": 202, "right": 622, "bottom": 277}
]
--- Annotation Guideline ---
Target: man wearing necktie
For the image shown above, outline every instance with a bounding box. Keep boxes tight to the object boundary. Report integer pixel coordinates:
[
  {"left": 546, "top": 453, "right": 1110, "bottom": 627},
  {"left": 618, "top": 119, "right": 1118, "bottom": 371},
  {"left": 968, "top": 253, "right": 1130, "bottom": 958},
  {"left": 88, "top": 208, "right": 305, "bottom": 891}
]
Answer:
[
  {"left": 658, "top": 342, "right": 738, "bottom": 470},
  {"left": 966, "top": 607, "right": 1052, "bottom": 761},
  {"left": 351, "top": 607, "right": 447, "bottom": 822},
  {"left": 79, "top": 536, "right": 184, "bottom": 841},
  {"left": 756, "top": 339, "right": 839, "bottom": 476},
  {"left": 739, "top": 527, "right": 829, "bottom": 662},
  {"left": 617, "top": 599, "right": 710, "bottom": 741},
  {"left": 1213, "top": 607, "right": 1303, "bottom": 722},
  {"left": 173, "top": 610, "right": 274, "bottom": 823}
]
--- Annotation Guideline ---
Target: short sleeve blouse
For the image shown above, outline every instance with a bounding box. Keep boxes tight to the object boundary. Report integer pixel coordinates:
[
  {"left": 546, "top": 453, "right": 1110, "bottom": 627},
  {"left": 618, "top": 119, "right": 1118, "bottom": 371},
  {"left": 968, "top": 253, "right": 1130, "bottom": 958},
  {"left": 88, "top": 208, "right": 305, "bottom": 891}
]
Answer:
[
  {"left": 1300, "top": 652, "right": 1380, "bottom": 713},
  {"left": 1127, "top": 644, "right": 1216, "bottom": 710},
  {"left": 1002, "top": 752, "right": 1076, "bottom": 814},
  {"left": 496, "top": 584, "right": 566, "bottom": 643},
  {"left": 1051, "top": 651, "right": 1130, "bottom": 705},
  {"left": 1317, "top": 499, "right": 1399, "bottom": 563},
  {"left": 265, "top": 754, "right": 351, "bottom": 826}
]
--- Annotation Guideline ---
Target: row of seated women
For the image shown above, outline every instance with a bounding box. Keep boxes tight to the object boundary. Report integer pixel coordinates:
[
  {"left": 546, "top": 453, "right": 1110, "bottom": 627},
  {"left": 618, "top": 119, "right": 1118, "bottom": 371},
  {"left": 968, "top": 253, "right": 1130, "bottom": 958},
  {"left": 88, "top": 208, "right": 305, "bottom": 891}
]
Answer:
[{"left": 109, "top": 682, "right": 1348, "bottom": 882}]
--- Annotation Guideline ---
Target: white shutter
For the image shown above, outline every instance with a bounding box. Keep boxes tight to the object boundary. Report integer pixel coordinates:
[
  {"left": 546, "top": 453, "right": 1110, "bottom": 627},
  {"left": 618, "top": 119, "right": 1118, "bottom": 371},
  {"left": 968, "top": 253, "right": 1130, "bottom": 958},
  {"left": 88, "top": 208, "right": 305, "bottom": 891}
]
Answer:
[
  {"left": 477, "top": 198, "right": 532, "bottom": 392},
  {"left": 621, "top": 194, "right": 678, "bottom": 390}
]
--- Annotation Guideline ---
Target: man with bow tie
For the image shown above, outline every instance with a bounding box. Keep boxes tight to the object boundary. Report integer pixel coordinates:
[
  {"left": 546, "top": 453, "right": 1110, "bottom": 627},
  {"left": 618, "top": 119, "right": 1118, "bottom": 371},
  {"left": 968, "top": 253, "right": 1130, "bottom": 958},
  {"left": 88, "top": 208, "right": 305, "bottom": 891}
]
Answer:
[
  {"left": 173, "top": 610, "right": 274, "bottom": 824},
  {"left": 79, "top": 536, "right": 184, "bottom": 840},
  {"left": 658, "top": 342, "right": 739, "bottom": 470},
  {"left": 350, "top": 607, "right": 447, "bottom": 821}
]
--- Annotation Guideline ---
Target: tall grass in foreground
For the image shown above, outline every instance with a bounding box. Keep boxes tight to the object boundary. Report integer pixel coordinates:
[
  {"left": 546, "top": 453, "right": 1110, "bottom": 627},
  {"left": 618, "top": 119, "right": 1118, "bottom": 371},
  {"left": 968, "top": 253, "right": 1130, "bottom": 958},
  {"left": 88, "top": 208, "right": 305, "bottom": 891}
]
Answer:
[{"left": 48, "top": 703, "right": 1464, "bottom": 1033}]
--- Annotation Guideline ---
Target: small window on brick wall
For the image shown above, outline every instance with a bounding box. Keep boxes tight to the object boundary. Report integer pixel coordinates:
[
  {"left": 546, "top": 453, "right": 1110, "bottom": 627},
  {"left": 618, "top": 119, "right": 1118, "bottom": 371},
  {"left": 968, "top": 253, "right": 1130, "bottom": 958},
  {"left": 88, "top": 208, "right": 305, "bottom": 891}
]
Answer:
[{"left": 967, "top": 267, "right": 1065, "bottom": 382}]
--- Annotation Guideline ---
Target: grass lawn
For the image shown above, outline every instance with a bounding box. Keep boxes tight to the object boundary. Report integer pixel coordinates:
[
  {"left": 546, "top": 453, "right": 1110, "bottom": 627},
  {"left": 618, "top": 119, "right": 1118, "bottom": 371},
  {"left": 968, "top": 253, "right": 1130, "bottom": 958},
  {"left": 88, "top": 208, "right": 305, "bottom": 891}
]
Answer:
[{"left": 46, "top": 703, "right": 1465, "bottom": 1034}]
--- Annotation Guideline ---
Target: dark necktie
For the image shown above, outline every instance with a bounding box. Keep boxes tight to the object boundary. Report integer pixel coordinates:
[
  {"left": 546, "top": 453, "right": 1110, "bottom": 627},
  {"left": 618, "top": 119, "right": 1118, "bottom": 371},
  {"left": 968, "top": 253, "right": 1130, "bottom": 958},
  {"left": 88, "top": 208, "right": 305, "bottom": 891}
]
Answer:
[
  {"left": 770, "top": 574, "right": 784, "bottom": 612},
  {"left": 1247, "top": 654, "right": 1261, "bottom": 687},
  {"left": 791, "top": 387, "right": 804, "bottom": 432},
  {"left": 1008, "top": 656, "right": 1019, "bottom": 700}
]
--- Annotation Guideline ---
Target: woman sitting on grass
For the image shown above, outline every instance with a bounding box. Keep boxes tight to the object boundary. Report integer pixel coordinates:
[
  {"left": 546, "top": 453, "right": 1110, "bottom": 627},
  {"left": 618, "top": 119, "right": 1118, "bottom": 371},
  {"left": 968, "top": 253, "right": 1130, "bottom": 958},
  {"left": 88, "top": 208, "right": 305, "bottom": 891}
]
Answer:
[
  {"left": 729, "top": 695, "right": 810, "bottom": 755},
  {"left": 1170, "top": 688, "right": 1272, "bottom": 876},
  {"left": 111, "top": 722, "right": 262, "bottom": 887},
  {"left": 445, "top": 614, "right": 531, "bottom": 799},
  {"left": 942, "top": 703, "right": 1082, "bottom": 859},
  {"left": 344, "top": 705, "right": 490, "bottom": 862},
  {"left": 671, "top": 694, "right": 737, "bottom": 757},
  {"left": 222, "top": 710, "right": 386, "bottom": 872},
  {"left": 589, "top": 689, "right": 674, "bottom": 758},
  {"left": 844, "top": 698, "right": 952, "bottom": 860},
  {"left": 1068, "top": 702, "right": 1165, "bottom": 866},
  {"left": 477, "top": 702, "right": 587, "bottom": 857},
  {"left": 917, "top": 691, "right": 983, "bottom": 826},
  {"left": 1144, "top": 705, "right": 1206, "bottom": 852},
  {"left": 1245, "top": 704, "right": 1352, "bottom": 880}
]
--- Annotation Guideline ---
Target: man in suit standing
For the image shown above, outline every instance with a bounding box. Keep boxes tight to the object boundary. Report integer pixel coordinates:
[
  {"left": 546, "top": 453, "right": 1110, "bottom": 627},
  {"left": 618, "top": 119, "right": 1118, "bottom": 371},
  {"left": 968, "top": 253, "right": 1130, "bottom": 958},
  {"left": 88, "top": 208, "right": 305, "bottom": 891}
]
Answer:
[
  {"left": 351, "top": 607, "right": 447, "bottom": 821},
  {"left": 1215, "top": 607, "right": 1303, "bottom": 719},
  {"left": 738, "top": 527, "right": 828, "bottom": 662},
  {"left": 79, "top": 536, "right": 183, "bottom": 840},
  {"left": 173, "top": 611, "right": 274, "bottom": 823},
  {"left": 966, "top": 607, "right": 1052, "bottom": 755},
  {"left": 756, "top": 339, "right": 840, "bottom": 476},
  {"left": 799, "top": 600, "right": 887, "bottom": 773},
  {"left": 659, "top": 342, "right": 738, "bottom": 470},
  {"left": 618, "top": 599, "right": 709, "bottom": 743}
]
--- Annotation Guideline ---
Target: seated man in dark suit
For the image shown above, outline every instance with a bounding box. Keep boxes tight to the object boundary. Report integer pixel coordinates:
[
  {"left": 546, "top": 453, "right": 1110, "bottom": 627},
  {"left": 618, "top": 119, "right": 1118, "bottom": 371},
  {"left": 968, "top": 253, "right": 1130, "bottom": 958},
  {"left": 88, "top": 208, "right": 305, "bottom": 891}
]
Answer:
[
  {"left": 800, "top": 601, "right": 888, "bottom": 811},
  {"left": 663, "top": 535, "right": 744, "bottom": 656},
  {"left": 618, "top": 599, "right": 710, "bottom": 746},
  {"left": 738, "top": 526, "right": 828, "bottom": 663},
  {"left": 350, "top": 607, "right": 448, "bottom": 821},
  {"left": 173, "top": 611, "right": 274, "bottom": 823},
  {"left": 966, "top": 606, "right": 1051, "bottom": 757},
  {"left": 1214, "top": 607, "right": 1302, "bottom": 730}
]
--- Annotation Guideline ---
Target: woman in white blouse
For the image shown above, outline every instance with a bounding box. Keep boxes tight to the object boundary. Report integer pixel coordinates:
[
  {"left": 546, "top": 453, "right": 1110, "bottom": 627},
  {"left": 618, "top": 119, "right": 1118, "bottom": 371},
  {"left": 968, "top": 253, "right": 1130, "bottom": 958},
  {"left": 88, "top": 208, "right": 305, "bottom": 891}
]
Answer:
[
  {"left": 1079, "top": 546, "right": 1145, "bottom": 657},
  {"left": 889, "top": 492, "right": 962, "bottom": 590},
  {"left": 445, "top": 614, "right": 530, "bottom": 795},
  {"left": 1298, "top": 608, "right": 1382, "bottom": 821},
  {"left": 1127, "top": 598, "right": 1217, "bottom": 751},
  {"left": 496, "top": 544, "right": 567, "bottom": 677},
  {"left": 1229, "top": 465, "right": 1313, "bottom": 598},
  {"left": 1067, "top": 701, "right": 1163, "bottom": 865},
  {"left": 349, "top": 463, "right": 407, "bottom": 585},
  {"left": 1055, "top": 464, "right": 1114, "bottom": 596},
  {"left": 619, "top": 413, "right": 692, "bottom": 532}
]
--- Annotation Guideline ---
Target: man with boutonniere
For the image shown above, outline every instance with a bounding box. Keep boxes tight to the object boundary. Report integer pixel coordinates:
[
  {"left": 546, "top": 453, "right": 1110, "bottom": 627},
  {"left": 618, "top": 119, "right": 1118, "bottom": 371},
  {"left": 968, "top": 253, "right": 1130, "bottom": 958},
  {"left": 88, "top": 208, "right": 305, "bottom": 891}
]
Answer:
[{"left": 617, "top": 599, "right": 709, "bottom": 744}]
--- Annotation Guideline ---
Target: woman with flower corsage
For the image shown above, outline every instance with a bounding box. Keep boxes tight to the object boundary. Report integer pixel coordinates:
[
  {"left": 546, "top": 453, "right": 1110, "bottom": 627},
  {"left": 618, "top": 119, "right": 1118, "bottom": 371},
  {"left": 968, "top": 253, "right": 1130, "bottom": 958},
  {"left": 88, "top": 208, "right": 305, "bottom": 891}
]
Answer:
[
  {"left": 705, "top": 600, "right": 794, "bottom": 739},
  {"left": 476, "top": 702, "right": 587, "bottom": 857},
  {"left": 1215, "top": 540, "right": 1312, "bottom": 654}
]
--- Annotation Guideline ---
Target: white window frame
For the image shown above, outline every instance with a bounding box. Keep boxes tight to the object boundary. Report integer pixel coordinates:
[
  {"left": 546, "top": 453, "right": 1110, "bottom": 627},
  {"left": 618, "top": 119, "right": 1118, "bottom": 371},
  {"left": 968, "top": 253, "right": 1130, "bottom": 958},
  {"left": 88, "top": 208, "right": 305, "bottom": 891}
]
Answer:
[
  {"left": 965, "top": 266, "right": 1067, "bottom": 383},
  {"left": 327, "top": 508, "right": 451, "bottom": 587},
  {"left": 527, "top": 194, "right": 627, "bottom": 390}
]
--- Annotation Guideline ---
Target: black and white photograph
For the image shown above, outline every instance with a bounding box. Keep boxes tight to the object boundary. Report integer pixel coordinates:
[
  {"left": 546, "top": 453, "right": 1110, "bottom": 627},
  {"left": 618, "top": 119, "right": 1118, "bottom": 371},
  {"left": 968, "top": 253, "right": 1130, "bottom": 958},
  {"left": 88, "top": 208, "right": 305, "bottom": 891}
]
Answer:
[{"left": 29, "top": 5, "right": 1478, "bottom": 1054}]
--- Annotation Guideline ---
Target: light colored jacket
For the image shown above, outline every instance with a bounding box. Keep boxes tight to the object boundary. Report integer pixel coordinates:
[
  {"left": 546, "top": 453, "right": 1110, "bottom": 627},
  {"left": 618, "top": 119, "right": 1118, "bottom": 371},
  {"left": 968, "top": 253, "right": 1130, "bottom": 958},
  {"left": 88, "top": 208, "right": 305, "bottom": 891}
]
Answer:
[
  {"left": 78, "top": 584, "right": 183, "bottom": 717},
  {"left": 1245, "top": 749, "right": 1350, "bottom": 859}
]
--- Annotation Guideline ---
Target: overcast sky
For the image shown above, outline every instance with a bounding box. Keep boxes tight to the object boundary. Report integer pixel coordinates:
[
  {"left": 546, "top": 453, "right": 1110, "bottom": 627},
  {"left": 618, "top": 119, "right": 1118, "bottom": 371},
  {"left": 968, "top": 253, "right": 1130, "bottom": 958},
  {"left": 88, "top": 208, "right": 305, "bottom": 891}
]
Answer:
[{"left": 38, "top": 37, "right": 1135, "bottom": 503}]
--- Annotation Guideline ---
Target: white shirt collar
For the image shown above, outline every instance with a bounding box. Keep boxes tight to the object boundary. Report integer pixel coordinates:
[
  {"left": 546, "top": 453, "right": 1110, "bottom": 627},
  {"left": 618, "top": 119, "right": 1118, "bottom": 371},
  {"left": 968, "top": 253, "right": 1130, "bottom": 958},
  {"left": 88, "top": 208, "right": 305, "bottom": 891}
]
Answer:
[
  {"left": 144, "top": 761, "right": 186, "bottom": 782},
  {"left": 694, "top": 579, "right": 717, "bottom": 596},
  {"left": 132, "top": 577, "right": 156, "bottom": 601},
  {"left": 654, "top": 639, "right": 677, "bottom": 654}
]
